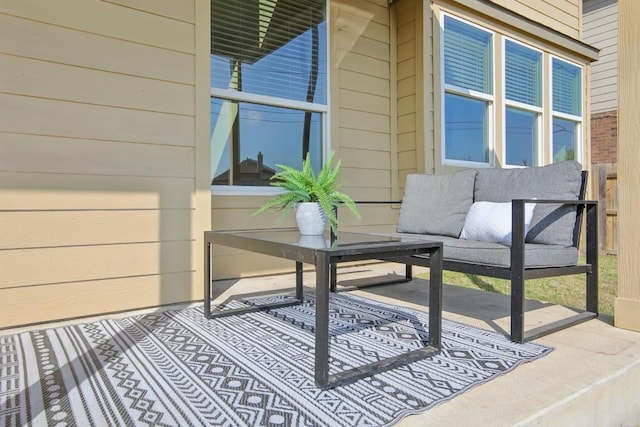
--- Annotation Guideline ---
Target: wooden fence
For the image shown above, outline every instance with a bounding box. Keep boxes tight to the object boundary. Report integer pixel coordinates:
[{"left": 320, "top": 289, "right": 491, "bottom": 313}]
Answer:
[{"left": 591, "top": 163, "right": 618, "bottom": 254}]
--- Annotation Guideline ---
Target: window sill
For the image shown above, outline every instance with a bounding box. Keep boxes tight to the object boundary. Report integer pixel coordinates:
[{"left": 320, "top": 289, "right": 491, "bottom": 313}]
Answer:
[{"left": 211, "top": 186, "right": 283, "bottom": 197}]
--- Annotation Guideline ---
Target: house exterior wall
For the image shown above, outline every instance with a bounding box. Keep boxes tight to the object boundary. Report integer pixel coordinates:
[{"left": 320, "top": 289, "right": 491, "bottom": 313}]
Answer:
[
  {"left": 489, "top": 0, "right": 582, "bottom": 39},
  {"left": 210, "top": 0, "right": 401, "bottom": 280},
  {"left": 395, "top": 0, "right": 596, "bottom": 175},
  {"left": 583, "top": 0, "right": 618, "bottom": 113},
  {"left": 0, "top": 0, "right": 211, "bottom": 328},
  {"left": 0, "top": 0, "right": 596, "bottom": 328},
  {"left": 396, "top": 0, "right": 433, "bottom": 190},
  {"left": 583, "top": 0, "right": 618, "bottom": 164},
  {"left": 391, "top": 0, "right": 596, "bottom": 190},
  {"left": 590, "top": 111, "right": 618, "bottom": 163}
]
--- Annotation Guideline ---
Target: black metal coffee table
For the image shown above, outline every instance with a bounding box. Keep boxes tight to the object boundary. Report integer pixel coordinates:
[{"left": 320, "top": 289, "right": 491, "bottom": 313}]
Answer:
[{"left": 204, "top": 228, "right": 443, "bottom": 390}]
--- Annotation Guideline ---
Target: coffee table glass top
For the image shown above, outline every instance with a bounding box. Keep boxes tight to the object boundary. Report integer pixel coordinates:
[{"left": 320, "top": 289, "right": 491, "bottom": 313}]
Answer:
[{"left": 212, "top": 228, "right": 420, "bottom": 250}]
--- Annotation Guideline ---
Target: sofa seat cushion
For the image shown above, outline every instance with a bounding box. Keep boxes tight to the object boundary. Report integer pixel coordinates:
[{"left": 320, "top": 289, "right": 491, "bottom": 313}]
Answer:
[
  {"left": 397, "top": 169, "right": 476, "bottom": 238},
  {"left": 473, "top": 161, "right": 583, "bottom": 247},
  {"left": 384, "top": 233, "right": 579, "bottom": 268}
]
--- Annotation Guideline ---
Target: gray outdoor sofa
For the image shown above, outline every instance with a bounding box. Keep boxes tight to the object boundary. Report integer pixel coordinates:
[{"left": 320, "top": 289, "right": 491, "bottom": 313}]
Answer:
[{"left": 350, "top": 160, "right": 598, "bottom": 343}]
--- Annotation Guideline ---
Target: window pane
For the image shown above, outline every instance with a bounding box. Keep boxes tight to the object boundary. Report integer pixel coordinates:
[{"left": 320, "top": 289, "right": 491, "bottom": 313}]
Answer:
[
  {"left": 506, "top": 107, "right": 537, "bottom": 166},
  {"left": 444, "top": 16, "right": 493, "bottom": 94},
  {"left": 211, "top": 0, "right": 326, "bottom": 104},
  {"left": 445, "top": 92, "right": 489, "bottom": 163},
  {"left": 210, "top": 0, "right": 327, "bottom": 188},
  {"left": 552, "top": 58, "right": 581, "bottom": 116},
  {"left": 505, "top": 41, "right": 541, "bottom": 106},
  {"left": 552, "top": 117, "right": 577, "bottom": 162},
  {"left": 211, "top": 99, "right": 323, "bottom": 186}
]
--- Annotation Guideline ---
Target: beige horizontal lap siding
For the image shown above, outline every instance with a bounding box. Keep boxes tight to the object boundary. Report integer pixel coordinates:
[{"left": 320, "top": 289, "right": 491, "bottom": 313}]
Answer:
[
  {"left": 210, "top": 0, "right": 398, "bottom": 279},
  {"left": 583, "top": 0, "right": 618, "bottom": 113},
  {"left": 396, "top": 0, "right": 433, "bottom": 185},
  {"left": 334, "top": 0, "right": 396, "bottom": 224},
  {"left": 396, "top": 0, "right": 418, "bottom": 184},
  {"left": 1, "top": 273, "right": 198, "bottom": 326},
  {"left": 488, "top": 0, "right": 581, "bottom": 39},
  {"left": 0, "top": 0, "right": 205, "bottom": 328},
  {"left": 210, "top": 196, "right": 299, "bottom": 280},
  {"left": 1, "top": 242, "right": 193, "bottom": 289},
  {"left": 0, "top": 15, "right": 194, "bottom": 83}
]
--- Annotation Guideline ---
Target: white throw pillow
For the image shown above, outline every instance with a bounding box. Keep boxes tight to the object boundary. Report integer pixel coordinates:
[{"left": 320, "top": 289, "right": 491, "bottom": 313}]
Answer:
[{"left": 460, "top": 201, "right": 536, "bottom": 245}]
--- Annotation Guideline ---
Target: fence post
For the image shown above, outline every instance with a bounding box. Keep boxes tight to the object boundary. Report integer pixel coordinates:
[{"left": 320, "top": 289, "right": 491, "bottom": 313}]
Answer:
[
  {"left": 591, "top": 163, "right": 618, "bottom": 255},
  {"left": 598, "top": 164, "right": 607, "bottom": 254}
]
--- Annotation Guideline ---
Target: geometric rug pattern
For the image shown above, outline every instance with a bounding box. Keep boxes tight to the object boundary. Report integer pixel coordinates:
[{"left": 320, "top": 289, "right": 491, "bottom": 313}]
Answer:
[{"left": 0, "top": 292, "right": 552, "bottom": 426}]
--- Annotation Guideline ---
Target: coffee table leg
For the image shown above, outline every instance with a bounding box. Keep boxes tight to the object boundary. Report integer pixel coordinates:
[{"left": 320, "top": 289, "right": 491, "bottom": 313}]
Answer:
[
  {"left": 329, "top": 264, "right": 337, "bottom": 292},
  {"left": 295, "top": 262, "right": 303, "bottom": 300},
  {"left": 204, "top": 240, "right": 211, "bottom": 319},
  {"left": 315, "top": 251, "right": 330, "bottom": 389},
  {"left": 428, "top": 246, "right": 443, "bottom": 347}
]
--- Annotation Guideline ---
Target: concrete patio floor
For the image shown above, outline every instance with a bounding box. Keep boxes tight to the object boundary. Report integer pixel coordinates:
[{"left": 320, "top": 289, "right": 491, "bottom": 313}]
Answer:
[
  {"left": 347, "top": 264, "right": 640, "bottom": 427},
  {"left": 4, "top": 262, "right": 640, "bottom": 426},
  {"left": 210, "top": 262, "right": 640, "bottom": 426}
]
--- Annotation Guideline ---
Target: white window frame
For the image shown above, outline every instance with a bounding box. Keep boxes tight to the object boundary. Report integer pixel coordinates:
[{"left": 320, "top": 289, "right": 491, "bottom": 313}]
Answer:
[
  {"left": 440, "top": 12, "right": 496, "bottom": 168},
  {"left": 549, "top": 55, "right": 583, "bottom": 164},
  {"left": 210, "top": 1, "right": 330, "bottom": 196},
  {"left": 502, "top": 37, "right": 543, "bottom": 168}
]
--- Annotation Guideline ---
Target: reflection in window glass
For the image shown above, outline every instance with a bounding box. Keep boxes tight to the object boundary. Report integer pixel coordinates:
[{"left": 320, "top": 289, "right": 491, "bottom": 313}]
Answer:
[
  {"left": 211, "top": 0, "right": 327, "bottom": 186},
  {"left": 552, "top": 58, "right": 581, "bottom": 164},
  {"left": 210, "top": 99, "right": 322, "bottom": 186},
  {"left": 553, "top": 117, "right": 577, "bottom": 162},
  {"left": 506, "top": 108, "right": 537, "bottom": 166},
  {"left": 444, "top": 15, "right": 493, "bottom": 94},
  {"left": 211, "top": 0, "right": 326, "bottom": 104},
  {"left": 552, "top": 58, "right": 581, "bottom": 116},
  {"left": 442, "top": 15, "right": 492, "bottom": 165},
  {"left": 445, "top": 93, "right": 488, "bottom": 163},
  {"left": 504, "top": 40, "right": 541, "bottom": 166},
  {"left": 505, "top": 40, "right": 541, "bottom": 107},
  {"left": 442, "top": 16, "right": 584, "bottom": 168}
]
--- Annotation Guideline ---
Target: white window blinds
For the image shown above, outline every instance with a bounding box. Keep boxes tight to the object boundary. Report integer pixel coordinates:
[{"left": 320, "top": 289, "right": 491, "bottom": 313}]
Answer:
[
  {"left": 505, "top": 40, "right": 541, "bottom": 107},
  {"left": 552, "top": 57, "right": 581, "bottom": 116},
  {"left": 211, "top": 0, "right": 326, "bottom": 104},
  {"left": 444, "top": 15, "right": 493, "bottom": 94}
]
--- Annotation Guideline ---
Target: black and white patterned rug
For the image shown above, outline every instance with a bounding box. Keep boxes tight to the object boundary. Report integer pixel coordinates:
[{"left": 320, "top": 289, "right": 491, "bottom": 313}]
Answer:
[{"left": 0, "top": 292, "right": 551, "bottom": 426}]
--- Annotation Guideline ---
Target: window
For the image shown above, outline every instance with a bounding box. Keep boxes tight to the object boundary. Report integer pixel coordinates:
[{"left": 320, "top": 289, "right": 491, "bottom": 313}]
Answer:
[
  {"left": 504, "top": 39, "right": 542, "bottom": 166},
  {"left": 551, "top": 57, "right": 582, "bottom": 163},
  {"left": 443, "top": 15, "right": 494, "bottom": 166},
  {"left": 440, "top": 14, "right": 585, "bottom": 168},
  {"left": 210, "top": 0, "right": 327, "bottom": 189}
]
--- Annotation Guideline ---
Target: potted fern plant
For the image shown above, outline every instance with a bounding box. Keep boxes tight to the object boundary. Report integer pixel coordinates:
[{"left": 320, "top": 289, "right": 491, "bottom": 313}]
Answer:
[{"left": 253, "top": 151, "right": 360, "bottom": 235}]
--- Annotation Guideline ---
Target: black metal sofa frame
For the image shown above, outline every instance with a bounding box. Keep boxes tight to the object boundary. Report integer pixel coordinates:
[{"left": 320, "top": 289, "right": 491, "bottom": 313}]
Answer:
[{"left": 335, "top": 168, "right": 598, "bottom": 343}]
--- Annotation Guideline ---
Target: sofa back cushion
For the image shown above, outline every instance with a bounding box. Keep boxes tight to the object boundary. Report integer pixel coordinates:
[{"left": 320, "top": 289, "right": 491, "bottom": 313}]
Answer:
[
  {"left": 397, "top": 169, "right": 476, "bottom": 237},
  {"left": 473, "top": 161, "right": 583, "bottom": 247}
]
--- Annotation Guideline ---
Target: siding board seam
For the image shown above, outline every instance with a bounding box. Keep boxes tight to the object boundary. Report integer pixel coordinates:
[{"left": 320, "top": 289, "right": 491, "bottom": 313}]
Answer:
[
  {"left": 99, "top": 0, "right": 195, "bottom": 24},
  {"left": 1, "top": 92, "right": 194, "bottom": 118},
  {"left": 0, "top": 271, "right": 196, "bottom": 291},
  {"left": 0, "top": 130, "right": 195, "bottom": 149},
  {"left": 0, "top": 12, "right": 195, "bottom": 55},
  {"left": 0, "top": 52, "right": 195, "bottom": 86}
]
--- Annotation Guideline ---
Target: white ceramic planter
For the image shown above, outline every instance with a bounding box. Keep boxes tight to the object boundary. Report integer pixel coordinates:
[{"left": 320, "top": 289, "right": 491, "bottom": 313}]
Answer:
[
  {"left": 295, "top": 202, "right": 328, "bottom": 235},
  {"left": 297, "top": 234, "right": 329, "bottom": 248}
]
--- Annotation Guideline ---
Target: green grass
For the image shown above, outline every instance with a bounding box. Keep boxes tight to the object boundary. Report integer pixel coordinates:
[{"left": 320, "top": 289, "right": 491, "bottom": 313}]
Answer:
[{"left": 417, "top": 254, "right": 617, "bottom": 315}]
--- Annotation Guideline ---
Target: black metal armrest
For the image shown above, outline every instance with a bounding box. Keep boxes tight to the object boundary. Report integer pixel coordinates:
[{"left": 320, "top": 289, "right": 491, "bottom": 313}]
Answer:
[
  {"left": 511, "top": 198, "right": 597, "bottom": 206},
  {"left": 510, "top": 198, "right": 598, "bottom": 269}
]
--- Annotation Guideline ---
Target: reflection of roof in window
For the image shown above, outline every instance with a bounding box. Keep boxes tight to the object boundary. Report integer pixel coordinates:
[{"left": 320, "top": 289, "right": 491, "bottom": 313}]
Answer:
[
  {"left": 211, "top": 0, "right": 324, "bottom": 64},
  {"left": 212, "top": 152, "right": 276, "bottom": 186}
]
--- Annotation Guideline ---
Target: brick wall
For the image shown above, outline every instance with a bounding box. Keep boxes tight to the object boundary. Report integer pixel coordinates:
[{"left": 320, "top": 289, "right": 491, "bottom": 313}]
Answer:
[{"left": 590, "top": 110, "right": 618, "bottom": 164}]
